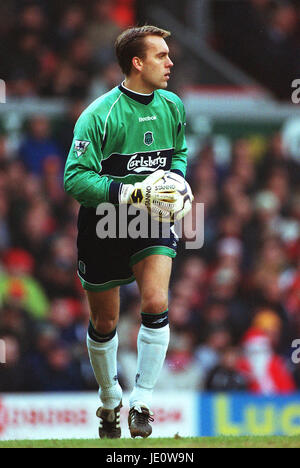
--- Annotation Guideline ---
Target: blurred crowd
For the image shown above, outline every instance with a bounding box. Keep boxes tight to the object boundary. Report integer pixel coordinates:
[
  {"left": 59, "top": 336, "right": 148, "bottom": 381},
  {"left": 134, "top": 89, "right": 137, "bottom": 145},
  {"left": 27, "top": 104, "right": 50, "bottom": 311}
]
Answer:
[
  {"left": 212, "top": 0, "right": 300, "bottom": 99},
  {"left": 0, "top": 109, "right": 299, "bottom": 394},
  {"left": 2, "top": 0, "right": 300, "bottom": 101},
  {"left": 0, "top": 0, "right": 200, "bottom": 100},
  {"left": 0, "top": 0, "right": 134, "bottom": 100},
  {"left": 0, "top": 0, "right": 299, "bottom": 395}
]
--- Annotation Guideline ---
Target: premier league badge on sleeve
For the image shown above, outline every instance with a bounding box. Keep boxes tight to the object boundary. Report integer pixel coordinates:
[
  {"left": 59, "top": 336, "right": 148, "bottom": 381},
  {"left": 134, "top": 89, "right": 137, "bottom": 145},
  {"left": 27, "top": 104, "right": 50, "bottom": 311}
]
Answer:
[
  {"left": 74, "top": 140, "right": 90, "bottom": 157},
  {"left": 144, "top": 131, "right": 154, "bottom": 146}
]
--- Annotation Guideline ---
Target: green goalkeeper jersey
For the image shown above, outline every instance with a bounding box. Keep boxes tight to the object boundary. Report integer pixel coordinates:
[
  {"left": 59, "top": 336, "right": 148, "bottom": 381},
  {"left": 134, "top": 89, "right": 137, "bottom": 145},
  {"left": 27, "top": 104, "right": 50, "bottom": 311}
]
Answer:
[{"left": 64, "top": 83, "right": 188, "bottom": 208}]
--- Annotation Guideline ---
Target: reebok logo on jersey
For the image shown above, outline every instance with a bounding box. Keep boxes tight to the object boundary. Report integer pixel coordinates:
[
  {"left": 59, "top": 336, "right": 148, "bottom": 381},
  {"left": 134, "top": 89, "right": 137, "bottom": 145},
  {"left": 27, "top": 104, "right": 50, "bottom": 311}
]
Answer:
[
  {"left": 74, "top": 140, "right": 90, "bottom": 158},
  {"left": 139, "top": 116, "right": 157, "bottom": 122},
  {"left": 127, "top": 153, "right": 167, "bottom": 173}
]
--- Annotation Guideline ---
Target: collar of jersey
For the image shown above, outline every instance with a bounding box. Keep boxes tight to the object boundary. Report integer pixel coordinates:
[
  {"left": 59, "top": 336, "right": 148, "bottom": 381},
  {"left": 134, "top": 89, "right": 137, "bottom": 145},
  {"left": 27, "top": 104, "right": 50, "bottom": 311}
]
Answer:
[{"left": 118, "top": 82, "right": 154, "bottom": 105}]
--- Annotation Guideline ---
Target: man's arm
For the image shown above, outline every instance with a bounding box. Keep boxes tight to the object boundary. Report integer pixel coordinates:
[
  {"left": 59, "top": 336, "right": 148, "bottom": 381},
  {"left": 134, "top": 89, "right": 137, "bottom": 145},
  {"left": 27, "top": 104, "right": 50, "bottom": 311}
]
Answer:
[
  {"left": 63, "top": 112, "right": 120, "bottom": 207},
  {"left": 170, "top": 98, "right": 188, "bottom": 179}
]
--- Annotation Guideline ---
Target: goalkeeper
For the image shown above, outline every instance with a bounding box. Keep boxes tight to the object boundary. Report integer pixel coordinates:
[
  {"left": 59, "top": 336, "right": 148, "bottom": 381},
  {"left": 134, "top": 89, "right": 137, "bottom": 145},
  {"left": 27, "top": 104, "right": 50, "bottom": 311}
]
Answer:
[{"left": 64, "top": 25, "right": 191, "bottom": 439}]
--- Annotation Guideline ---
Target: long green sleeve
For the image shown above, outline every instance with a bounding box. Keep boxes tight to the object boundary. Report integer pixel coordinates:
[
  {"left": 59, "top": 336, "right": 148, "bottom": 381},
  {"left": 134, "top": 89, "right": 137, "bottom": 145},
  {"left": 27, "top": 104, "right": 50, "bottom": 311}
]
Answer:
[
  {"left": 64, "top": 112, "right": 113, "bottom": 208},
  {"left": 170, "top": 103, "right": 188, "bottom": 177}
]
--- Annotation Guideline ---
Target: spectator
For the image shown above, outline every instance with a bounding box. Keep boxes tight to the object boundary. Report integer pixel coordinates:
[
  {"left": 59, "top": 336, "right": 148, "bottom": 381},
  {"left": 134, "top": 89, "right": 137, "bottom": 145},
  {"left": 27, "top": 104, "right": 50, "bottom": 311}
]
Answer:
[
  {"left": 86, "top": 0, "right": 122, "bottom": 66},
  {"left": 252, "top": 307, "right": 285, "bottom": 352},
  {"left": 194, "top": 326, "right": 232, "bottom": 380},
  {"left": 212, "top": 0, "right": 300, "bottom": 99},
  {"left": 38, "top": 235, "right": 79, "bottom": 299},
  {"left": 19, "top": 116, "right": 62, "bottom": 175},
  {"left": 48, "top": 298, "right": 83, "bottom": 345},
  {"left": 0, "top": 248, "right": 49, "bottom": 320},
  {"left": 0, "top": 302, "right": 36, "bottom": 353},
  {"left": 56, "top": 5, "right": 86, "bottom": 48},
  {"left": 237, "top": 328, "right": 296, "bottom": 394},
  {"left": 19, "top": 199, "right": 56, "bottom": 259},
  {"left": 89, "top": 62, "right": 123, "bottom": 102},
  {"left": 30, "top": 342, "right": 85, "bottom": 392},
  {"left": 205, "top": 347, "right": 248, "bottom": 392},
  {"left": 0, "top": 334, "right": 31, "bottom": 392}
]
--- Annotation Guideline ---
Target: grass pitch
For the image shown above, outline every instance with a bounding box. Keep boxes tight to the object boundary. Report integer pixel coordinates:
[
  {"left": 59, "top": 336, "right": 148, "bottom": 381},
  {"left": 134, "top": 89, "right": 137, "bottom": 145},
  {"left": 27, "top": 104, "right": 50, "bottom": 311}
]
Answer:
[{"left": 0, "top": 436, "right": 300, "bottom": 448}]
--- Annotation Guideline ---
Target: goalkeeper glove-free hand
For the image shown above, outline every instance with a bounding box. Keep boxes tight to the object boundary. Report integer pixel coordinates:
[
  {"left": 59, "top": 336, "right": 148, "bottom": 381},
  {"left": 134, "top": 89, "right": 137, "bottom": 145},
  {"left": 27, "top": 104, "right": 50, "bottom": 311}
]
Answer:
[{"left": 118, "top": 170, "right": 179, "bottom": 216}]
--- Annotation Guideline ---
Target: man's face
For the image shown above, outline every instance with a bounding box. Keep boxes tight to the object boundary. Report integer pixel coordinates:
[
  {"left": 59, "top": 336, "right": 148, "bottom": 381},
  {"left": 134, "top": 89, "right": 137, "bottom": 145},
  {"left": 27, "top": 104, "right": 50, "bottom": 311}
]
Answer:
[{"left": 139, "top": 35, "right": 174, "bottom": 91}]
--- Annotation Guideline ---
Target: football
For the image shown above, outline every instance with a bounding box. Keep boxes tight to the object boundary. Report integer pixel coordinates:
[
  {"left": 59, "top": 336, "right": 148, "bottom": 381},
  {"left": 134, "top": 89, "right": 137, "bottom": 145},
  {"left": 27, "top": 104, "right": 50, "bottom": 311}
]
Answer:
[{"left": 150, "top": 172, "right": 194, "bottom": 222}]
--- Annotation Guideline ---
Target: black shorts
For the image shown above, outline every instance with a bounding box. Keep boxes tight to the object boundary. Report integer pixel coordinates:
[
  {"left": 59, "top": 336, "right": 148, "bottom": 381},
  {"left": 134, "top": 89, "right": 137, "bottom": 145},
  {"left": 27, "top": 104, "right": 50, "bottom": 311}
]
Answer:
[{"left": 77, "top": 206, "right": 178, "bottom": 292}]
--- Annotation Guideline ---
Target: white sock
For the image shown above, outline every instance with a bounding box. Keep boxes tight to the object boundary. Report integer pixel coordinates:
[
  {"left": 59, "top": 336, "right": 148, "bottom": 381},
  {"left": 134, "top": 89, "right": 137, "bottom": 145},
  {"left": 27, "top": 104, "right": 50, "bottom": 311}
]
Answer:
[
  {"left": 129, "top": 324, "right": 170, "bottom": 410},
  {"left": 86, "top": 332, "right": 122, "bottom": 410}
]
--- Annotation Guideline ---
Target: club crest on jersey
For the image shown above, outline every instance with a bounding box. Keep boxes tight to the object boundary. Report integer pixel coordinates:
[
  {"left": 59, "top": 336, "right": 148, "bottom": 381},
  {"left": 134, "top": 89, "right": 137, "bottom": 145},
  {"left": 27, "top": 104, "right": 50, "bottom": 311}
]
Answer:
[
  {"left": 144, "top": 131, "right": 154, "bottom": 146},
  {"left": 74, "top": 140, "right": 90, "bottom": 157}
]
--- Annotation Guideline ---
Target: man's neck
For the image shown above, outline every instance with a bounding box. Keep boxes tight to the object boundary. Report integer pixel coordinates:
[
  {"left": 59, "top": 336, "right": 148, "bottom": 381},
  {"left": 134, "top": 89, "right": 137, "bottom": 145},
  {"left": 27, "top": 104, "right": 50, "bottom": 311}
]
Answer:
[
  {"left": 119, "top": 82, "right": 154, "bottom": 105},
  {"left": 123, "top": 77, "right": 155, "bottom": 95}
]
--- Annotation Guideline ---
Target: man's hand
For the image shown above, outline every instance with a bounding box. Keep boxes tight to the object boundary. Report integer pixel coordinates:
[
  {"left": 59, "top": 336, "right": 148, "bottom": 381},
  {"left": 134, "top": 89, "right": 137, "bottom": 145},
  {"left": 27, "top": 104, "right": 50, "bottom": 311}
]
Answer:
[{"left": 119, "top": 170, "right": 179, "bottom": 216}]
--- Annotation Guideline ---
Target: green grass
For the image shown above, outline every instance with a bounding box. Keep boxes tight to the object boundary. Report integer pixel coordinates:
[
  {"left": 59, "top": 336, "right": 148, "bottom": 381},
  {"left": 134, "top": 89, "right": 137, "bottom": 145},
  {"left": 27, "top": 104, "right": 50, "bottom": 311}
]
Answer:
[{"left": 1, "top": 436, "right": 300, "bottom": 448}]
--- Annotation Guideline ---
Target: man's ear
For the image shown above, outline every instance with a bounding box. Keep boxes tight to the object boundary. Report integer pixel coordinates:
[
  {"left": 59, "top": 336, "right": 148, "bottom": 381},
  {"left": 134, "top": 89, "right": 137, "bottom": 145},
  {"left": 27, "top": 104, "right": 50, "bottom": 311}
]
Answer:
[{"left": 132, "top": 56, "right": 143, "bottom": 72}]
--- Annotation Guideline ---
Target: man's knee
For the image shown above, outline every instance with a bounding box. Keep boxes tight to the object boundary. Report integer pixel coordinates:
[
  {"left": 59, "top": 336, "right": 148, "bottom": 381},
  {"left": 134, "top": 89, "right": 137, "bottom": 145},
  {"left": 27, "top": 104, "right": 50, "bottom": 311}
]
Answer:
[
  {"left": 86, "top": 289, "right": 119, "bottom": 335},
  {"left": 92, "top": 314, "right": 118, "bottom": 335},
  {"left": 142, "top": 291, "right": 168, "bottom": 315}
]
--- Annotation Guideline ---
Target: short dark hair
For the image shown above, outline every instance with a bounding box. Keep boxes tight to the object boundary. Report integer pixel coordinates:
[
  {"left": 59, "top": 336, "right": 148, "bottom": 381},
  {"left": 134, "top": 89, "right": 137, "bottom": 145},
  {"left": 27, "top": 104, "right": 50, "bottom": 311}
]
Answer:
[{"left": 115, "top": 25, "right": 171, "bottom": 76}]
